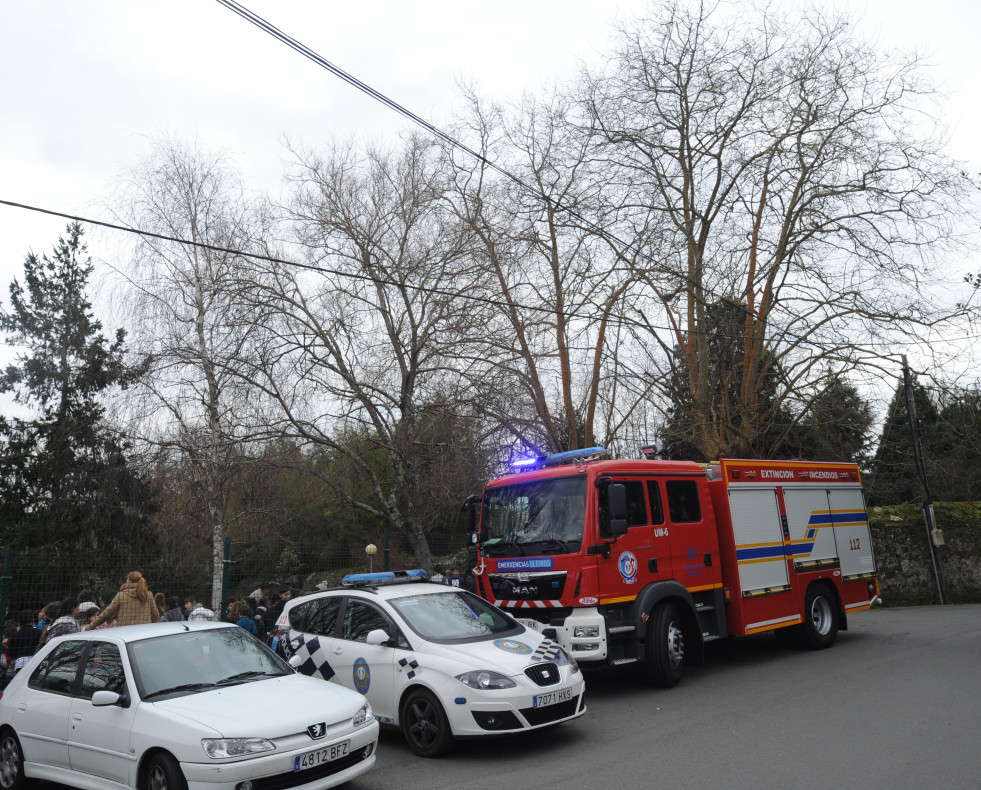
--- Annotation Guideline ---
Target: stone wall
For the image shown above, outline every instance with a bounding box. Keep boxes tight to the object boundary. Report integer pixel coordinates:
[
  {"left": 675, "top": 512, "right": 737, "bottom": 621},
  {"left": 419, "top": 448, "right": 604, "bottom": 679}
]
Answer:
[{"left": 869, "top": 503, "right": 981, "bottom": 605}]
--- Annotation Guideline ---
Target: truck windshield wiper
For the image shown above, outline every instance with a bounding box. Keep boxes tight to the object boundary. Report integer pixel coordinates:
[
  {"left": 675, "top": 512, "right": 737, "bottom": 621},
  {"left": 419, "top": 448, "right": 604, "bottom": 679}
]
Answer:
[
  {"left": 538, "top": 538, "right": 570, "bottom": 554},
  {"left": 484, "top": 537, "right": 525, "bottom": 556}
]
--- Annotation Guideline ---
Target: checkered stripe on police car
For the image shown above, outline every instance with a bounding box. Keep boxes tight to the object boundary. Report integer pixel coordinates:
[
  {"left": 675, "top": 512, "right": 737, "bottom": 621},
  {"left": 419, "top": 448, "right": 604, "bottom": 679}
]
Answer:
[
  {"left": 530, "top": 639, "right": 561, "bottom": 662},
  {"left": 398, "top": 655, "right": 420, "bottom": 678},
  {"left": 283, "top": 631, "right": 336, "bottom": 681}
]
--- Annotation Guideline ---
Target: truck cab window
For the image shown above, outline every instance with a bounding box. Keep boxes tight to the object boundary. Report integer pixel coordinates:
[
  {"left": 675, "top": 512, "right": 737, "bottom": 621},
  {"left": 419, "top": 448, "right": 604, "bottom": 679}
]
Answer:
[
  {"left": 666, "top": 480, "right": 701, "bottom": 523},
  {"left": 599, "top": 480, "right": 648, "bottom": 527},
  {"left": 646, "top": 480, "right": 665, "bottom": 525}
]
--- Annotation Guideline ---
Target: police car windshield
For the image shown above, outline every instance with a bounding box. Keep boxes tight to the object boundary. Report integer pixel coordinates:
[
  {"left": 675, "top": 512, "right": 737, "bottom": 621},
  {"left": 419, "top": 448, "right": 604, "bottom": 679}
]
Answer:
[
  {"left": 482, "top": 476, "right": 586, "bottom": 553},
  {"left": 389, "top": 591, "right": 517, "bottom": 642}
]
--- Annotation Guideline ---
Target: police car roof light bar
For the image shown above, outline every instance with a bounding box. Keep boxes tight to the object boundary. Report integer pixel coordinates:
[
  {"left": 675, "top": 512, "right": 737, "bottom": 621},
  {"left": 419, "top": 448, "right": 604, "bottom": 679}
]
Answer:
[{"left": 341, "top": 569, "right": 429, "bottom": 587}]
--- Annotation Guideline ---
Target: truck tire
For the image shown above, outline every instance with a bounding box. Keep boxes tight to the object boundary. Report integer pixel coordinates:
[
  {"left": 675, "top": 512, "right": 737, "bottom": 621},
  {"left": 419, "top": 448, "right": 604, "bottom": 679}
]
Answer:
[
  {"left": 799, "top": 584, "right": 839, "bottom": 650},
  {"left": 644, "top": 601, "right": 685, "bottom": 687}
]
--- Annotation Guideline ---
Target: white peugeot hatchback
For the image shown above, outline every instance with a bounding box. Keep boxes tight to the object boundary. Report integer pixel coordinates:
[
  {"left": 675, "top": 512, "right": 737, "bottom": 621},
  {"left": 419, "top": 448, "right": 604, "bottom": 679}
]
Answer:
[
  {"left": 0, "top": 621, "right": 378, "bottom": 790},
  {"left": 275, "top": 570, "right": 586, "bottom": 757}
]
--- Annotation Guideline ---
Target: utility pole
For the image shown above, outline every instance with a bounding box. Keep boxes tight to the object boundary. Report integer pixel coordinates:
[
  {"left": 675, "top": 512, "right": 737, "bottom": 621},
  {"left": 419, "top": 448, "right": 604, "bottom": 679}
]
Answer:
[{"left": 901, "top": 356, "right": 944, "bottom": 604}]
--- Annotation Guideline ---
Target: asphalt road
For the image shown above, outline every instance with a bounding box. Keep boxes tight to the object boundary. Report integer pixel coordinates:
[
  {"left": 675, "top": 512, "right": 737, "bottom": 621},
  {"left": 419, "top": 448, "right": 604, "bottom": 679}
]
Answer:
[
  {"left": 34, "top": 604, "right": 980, "bottom": 789},
  {"left": 351, "top": 604, "right": 981, "bottom": 790}
]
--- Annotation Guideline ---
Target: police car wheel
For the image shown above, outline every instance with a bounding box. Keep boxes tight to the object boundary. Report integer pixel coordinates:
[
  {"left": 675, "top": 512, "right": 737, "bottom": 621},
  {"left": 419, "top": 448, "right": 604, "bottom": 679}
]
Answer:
[
  {"left": 644, "top": 601, "right": 684, "bottom": 688},
  {"left": 401, "top": 689, "right": 453, "bottom": 758},
  {"left": 799, "top": 584, "right": 838, "bottom": 650},
  {"left": 0, "top": 729, "right": 26, "bottom": 790}
]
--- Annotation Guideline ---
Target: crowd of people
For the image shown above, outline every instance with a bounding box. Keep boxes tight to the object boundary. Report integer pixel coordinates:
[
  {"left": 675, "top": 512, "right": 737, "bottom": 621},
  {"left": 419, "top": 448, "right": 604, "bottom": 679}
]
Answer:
[
  {"left": 2, "top": 566, "right": 477, "bottom": 687},
  {"left": 0, "top": 573, "right": 300, "bottom": 688}
]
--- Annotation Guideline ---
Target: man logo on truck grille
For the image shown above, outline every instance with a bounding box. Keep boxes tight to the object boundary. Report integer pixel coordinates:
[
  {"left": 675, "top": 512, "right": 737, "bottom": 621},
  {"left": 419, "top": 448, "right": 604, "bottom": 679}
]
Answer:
[{"left": 618, "top": 551, "right": 638, "bottom": 584}]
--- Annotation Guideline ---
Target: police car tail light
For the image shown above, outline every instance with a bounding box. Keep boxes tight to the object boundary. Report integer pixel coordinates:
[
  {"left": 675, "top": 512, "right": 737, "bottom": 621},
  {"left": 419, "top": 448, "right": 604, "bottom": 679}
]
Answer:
[
  {"left": 352, "top": 701, "right": 373, "bottom": 727},
  {"left": 201, "top": 738, "right": 275, "bottom": 759},
  {"left": 456, "top": 670, "right": 516, "bottom": 690}
]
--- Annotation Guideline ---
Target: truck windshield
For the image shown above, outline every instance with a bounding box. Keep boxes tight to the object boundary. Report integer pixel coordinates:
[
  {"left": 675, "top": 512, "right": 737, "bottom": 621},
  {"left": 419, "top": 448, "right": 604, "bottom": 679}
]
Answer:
[{"left": 481, "top": 475, "right": 586, "bottom": 553}]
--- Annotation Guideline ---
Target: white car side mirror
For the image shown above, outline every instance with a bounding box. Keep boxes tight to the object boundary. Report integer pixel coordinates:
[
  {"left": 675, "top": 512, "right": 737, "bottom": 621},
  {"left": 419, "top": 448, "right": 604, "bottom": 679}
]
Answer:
[
  {"left": 365, "top": 629, "right": 391, "bottom": 646},
  {"left": 91, "top": 690, "right": 122, "bottom": 707}
]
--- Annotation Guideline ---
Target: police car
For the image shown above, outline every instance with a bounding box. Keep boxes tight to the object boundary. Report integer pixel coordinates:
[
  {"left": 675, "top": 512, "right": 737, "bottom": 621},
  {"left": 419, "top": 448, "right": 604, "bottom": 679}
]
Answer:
[{"left": 275, "top": 570, "right": 586, "bottom": 757}]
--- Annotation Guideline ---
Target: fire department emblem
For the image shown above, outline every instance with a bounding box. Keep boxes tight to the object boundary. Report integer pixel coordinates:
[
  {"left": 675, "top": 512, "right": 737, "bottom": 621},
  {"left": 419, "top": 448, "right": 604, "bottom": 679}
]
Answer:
[{"left": 618, "top": 551, "right": 638, "bottom": 584}]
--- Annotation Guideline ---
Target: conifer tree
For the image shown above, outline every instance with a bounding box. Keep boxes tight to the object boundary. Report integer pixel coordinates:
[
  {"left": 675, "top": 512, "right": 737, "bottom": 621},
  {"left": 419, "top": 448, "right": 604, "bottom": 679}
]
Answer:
[{"left": 0, "top": 224, "right": 155, "bottom": 550}]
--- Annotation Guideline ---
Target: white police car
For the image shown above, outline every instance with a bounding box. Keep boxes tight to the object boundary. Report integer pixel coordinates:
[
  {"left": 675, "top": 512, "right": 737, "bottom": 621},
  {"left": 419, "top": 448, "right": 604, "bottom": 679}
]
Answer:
[{"left": 275, "top": 570, "right": 586, "bottom": 757}]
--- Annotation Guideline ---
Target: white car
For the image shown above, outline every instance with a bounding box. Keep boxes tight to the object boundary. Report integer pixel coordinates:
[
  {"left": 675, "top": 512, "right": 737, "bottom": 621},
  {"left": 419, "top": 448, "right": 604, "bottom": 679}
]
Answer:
[
  {"left": 275, "top": 570, "right": 586, "bottom": 757},
  {"left": 0, "top": 621, "right": 378, "bottom": 790}
]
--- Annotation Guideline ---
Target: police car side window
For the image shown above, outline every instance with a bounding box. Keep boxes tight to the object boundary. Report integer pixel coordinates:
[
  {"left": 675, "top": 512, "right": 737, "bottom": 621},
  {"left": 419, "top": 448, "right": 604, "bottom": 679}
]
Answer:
[
  {"left": 29, "top": 640, "right": 85, "bottom": 695},
  {"left": 343, "top": 600, "right": 393, "bottom": 643},
  {"left": 287, "top": 602, "right": 312, "bottom": 632},
  {"left": 304, "top": 598, "right": 341, "bottom": 637}
]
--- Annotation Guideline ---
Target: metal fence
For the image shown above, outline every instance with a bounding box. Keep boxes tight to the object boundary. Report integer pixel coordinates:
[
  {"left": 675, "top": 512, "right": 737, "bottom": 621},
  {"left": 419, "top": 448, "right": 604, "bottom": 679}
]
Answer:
[{"left": 0, "top": 529, "right": 471, "bottom": 628}]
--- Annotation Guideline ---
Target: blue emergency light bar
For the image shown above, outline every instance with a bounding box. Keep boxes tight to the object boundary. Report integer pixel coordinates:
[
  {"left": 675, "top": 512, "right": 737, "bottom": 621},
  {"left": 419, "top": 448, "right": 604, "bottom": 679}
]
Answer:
[
  {"left": 509, "top": 446, "right": 606, "bottom": 472},
  {"left": 341, "top": 569, "right": 428, "bottom": 587}
]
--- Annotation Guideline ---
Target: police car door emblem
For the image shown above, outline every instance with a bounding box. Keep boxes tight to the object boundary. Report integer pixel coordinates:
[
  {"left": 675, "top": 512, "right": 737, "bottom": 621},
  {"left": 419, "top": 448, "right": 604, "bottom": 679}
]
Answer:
[{"left": 307, "top": 722, "right": 326, "bottom": 739}]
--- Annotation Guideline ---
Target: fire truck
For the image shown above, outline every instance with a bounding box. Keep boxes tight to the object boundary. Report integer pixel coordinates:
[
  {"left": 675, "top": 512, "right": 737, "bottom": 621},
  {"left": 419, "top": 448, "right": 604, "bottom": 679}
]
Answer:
[{"left": 463, "top": 447, "right": 880, "bottom": 686}]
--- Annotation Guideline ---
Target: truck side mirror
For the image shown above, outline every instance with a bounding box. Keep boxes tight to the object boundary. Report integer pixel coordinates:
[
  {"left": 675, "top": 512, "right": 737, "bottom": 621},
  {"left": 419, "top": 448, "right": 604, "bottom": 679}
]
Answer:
[
  {"left": 606, "top": 483, "right": 629, "bottom": 537},
  {"left": 462, "top": 494, "right": 484, "bottom": 545}
]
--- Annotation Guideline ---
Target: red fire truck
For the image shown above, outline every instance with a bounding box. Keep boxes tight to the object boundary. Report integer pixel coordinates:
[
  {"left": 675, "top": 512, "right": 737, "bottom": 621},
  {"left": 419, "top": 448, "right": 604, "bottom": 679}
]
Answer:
[{"left": 463, "top": 447, "right": 880, "bottom": 686}]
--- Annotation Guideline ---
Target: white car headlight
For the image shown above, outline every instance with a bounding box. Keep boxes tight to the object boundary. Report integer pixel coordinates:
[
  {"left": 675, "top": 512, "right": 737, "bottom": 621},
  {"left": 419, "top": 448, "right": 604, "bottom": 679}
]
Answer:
[
  {"left": 201, "top": 738, "right": 275, "bottom": 759},
  {"left": 352, "top": 701, "right": 373, "bottom": 727},
  {"left": 455, "top": 670, "right": 517, "bottom": 690}
]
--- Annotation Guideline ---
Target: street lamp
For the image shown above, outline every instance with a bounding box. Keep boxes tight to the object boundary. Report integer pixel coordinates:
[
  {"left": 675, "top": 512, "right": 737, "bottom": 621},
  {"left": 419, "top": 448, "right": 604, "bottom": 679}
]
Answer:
[{"left": 365, "top": 543, "right": 378, "bottom": 572}]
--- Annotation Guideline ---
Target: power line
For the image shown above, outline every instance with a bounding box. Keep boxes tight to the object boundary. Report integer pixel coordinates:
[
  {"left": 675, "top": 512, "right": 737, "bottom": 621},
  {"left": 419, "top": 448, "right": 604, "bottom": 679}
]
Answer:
[
  {"left": 212, "top": 0, "right": 733, "bottom": 315},
  {"left": 2, "top": 198, "right": 968, "bottom": 353},
  {"left": 0, "top": 198, "right": 651, "bottom": 332},
  {"left": 210, "top": 1, "right": 978, "bottom": 366}
]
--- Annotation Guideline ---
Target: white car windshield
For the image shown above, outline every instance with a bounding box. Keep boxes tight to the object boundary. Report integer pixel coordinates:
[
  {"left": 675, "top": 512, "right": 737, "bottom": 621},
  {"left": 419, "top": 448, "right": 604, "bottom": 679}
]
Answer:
[
  {"left": 388, "top": 591, "right": 517, "bottom": 642},
  {"left": 130, "top": 628, "right": 290, "bottom": 700}
]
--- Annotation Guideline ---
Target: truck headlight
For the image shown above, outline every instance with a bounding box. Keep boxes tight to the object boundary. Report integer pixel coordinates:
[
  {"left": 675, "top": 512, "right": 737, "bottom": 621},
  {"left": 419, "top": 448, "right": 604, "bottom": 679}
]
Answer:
[
  {"left": 574, "top": 626, "right": 600, "bottom": 638},
  {"left": 201, "top": 738, "right": 275, "bottom": 759},
  {"left": 456, "top": 670, "right": 516, "bottom": 689}
]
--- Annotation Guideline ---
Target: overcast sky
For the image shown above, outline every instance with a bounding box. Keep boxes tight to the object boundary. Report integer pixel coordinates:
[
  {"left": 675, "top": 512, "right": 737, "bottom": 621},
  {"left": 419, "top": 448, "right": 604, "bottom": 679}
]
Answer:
[{"left": 1, "top": 0, "right": 979, "bottom": 378}]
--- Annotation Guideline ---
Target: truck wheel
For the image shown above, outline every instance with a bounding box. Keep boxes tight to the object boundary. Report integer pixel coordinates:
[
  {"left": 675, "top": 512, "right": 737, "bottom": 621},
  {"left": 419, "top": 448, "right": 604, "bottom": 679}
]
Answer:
[
  {"left": 401, "top": 689, "right": 453, "bottom": 758},
  {"left": 799, "top": 584, "right": 839, "bottom": 650},
  {"left": 645, "top": 601, "right": 685, "bottom": 687}
]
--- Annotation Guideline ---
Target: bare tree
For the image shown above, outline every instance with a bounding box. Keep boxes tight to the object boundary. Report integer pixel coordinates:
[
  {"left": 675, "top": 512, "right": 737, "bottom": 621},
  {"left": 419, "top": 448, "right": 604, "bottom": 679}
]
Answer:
[
  {"left": 444, "top": 88, "right": 644, "bottom": 456},
  {"left": 241, "top": 136, "right": 483, "bottom": 570},
  {"left": 111, "top": 138, "right": 268, "bottom": 610},
  {"left": 582, "top": 1, "right": 976, "bottom": 459}
]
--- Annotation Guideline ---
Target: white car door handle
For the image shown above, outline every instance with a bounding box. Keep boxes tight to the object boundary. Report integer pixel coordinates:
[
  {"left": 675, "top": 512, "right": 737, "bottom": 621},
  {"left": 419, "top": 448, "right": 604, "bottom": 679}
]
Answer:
[
  {"left": 332, "top": 647, "right": 343, "bottom": 655},
  {"left": 72, "top": 714, "right": 83, "bottom": 721}
]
